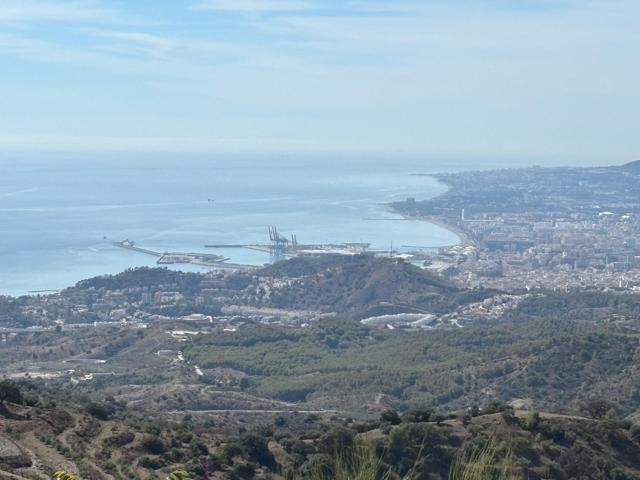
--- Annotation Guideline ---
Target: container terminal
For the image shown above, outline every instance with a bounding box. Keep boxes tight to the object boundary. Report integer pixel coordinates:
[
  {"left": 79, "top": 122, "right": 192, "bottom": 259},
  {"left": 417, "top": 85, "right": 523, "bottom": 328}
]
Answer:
[
  {"left": 205, "top": 226, "right": 371, "bottom": 258},
  {"left": 113, "top": 227, "right": 375, "bottom": 270}
]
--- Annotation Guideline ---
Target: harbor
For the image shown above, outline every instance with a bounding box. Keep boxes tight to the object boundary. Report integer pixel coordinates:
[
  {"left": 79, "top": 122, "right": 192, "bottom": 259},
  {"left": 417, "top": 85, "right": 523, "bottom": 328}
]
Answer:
[
  {"left": 205, "top": 226, "right": 371, "bottom": 258},
  {"left": 113, "top": 227, "right": 377, "bottom": 272}
]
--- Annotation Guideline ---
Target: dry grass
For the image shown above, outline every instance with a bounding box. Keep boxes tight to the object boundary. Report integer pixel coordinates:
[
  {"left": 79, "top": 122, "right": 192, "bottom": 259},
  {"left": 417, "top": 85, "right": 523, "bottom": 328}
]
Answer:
[
  {"left": 449, "top": 439, "right": 521, "bottom": 480},
  {"left": 306, "top": 438, "right": 520, "bottom": 480},
  {"left": 308, "top": 443, "right": 416, "bottom": 480}
]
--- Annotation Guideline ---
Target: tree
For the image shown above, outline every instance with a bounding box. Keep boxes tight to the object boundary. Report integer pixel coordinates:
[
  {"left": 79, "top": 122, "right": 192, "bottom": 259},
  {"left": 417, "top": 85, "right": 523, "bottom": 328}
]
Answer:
[
  {"left": 432, "top": 413, "right": 447, "bottom": 425},
  {"left": 85, "top": 401, "right": 115, "bottom": 420},
  {"left": 0, "top": 380, "right": 22, "bottom": 406},
  {"left": 240, "top": 432, "right": 276, "bottom": 470},
  {"left": 141, "top": 435, "right": 166, "bottom": 455},
  {"left": 380, "top": 409, "right": 402, "bottom": 425},
  {"left": 402, "top": 408, "right": 434, "bottom": 423},
  {"left": 386, "top": 423, "right": 436, "bottom": 475},
  {"left": 317, "top": 427, "right": 355, "bottom": 456},
  {"left": 582, "top": 399, "right": 615, "bottom": 419}
]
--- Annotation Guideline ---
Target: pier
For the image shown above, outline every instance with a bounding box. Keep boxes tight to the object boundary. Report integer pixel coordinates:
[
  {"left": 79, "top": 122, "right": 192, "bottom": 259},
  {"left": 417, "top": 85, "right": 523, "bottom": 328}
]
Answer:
[
  {"left": 112, "top": 240, "right": 250, "bottom": 269},
  {"left": 113, "top": 239, "right": 161, "bottom": 257}
]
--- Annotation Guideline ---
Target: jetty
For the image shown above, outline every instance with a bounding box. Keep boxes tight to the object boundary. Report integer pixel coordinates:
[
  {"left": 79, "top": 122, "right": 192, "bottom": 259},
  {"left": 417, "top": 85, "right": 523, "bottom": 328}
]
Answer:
[{"left": 112, "top": 240, "right": 251, "bottom": 269}]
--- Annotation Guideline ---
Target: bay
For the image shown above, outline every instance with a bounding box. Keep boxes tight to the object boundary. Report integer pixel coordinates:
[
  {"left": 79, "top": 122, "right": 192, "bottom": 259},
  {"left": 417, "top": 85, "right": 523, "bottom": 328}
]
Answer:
[{"left": 0, "top": 154, "right": 515, "bottom": 296}]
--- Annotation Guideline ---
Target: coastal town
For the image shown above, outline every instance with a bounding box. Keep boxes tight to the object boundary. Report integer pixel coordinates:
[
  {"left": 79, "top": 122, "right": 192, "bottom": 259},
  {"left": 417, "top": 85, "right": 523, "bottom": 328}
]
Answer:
[
  {"left": 4, "top": 160, "right": 640, "bottom": 382},
  {"left": 5, "top": 161, "right": 640, "bottom": 337},
  {"left": 393, "top": 161, "right": 640, "bottom": 291}
]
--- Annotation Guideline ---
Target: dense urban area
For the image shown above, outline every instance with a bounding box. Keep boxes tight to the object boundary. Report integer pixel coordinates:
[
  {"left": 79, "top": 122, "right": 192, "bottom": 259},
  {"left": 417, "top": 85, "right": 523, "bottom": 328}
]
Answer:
[{"left": 393, "top": 160, "right": 640, "bottom": 291}]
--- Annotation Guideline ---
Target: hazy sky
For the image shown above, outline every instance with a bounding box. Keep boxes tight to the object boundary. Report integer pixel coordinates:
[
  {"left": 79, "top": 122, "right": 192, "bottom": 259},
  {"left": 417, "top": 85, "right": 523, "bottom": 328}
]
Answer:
[{"left": 1, "top": 0, "right": 638, "bottom": 161}]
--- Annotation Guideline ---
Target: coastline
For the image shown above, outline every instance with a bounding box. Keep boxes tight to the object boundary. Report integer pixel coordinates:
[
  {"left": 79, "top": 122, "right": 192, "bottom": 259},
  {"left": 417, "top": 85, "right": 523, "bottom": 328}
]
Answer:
[
  {"left": 414, "top": 214, "right": 471, "bottom": 247},
  {"left": 385, "top": 204, "right": 471, "bottom": 248},
  {"left": 386, "top": 174, "right": 473, "bottom": 249},
  {"left": 2, "top": 169, "right": 469, "bottom": 297}
]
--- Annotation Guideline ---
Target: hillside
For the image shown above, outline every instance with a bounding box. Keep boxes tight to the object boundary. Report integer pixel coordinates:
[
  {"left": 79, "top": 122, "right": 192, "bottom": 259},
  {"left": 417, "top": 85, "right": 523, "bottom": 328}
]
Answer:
[
  {"left": 4, "top": 259, "right": 640, "bottom": 418},
  {"left": 257, "top": 255, "right": 484, "bottom": 317},
  {"left": 185, "top": 290, "right": 640, "bottom": 416},
  {"left": 2, "top": 390, "right": 640, "bottom": 480},
  {"left": 4, "top": 257, "right": 640, "bottom": 478}
]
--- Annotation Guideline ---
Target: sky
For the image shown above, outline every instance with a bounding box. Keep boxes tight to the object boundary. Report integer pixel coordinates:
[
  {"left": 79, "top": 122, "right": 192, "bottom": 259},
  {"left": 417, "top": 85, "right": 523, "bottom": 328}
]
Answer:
[{"left": 0, "top": 0, "right": 639, "bottom": 162}]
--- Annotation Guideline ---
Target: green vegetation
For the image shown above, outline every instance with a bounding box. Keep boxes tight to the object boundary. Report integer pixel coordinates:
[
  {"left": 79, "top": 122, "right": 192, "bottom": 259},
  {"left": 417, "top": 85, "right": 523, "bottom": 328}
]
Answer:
[
  {"left": 185, "top": 290, "right": 640, "bottom": 414},
  {"left": 5, "top": 250, "right": 640, "bottom": 478},
  {"left": 167, "top": 470, "right": 191, "bottom": 480},
  {"left": 1, "top": 381, "right": 640, "bottom": 479},
  {"left": 0, "top": 380, "right": 23, "bottom": 407}
]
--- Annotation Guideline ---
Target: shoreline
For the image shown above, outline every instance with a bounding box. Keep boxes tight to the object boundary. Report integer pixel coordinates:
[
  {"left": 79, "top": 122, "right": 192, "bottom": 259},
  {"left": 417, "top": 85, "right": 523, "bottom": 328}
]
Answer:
[
  {"left": 386, "top": 174, "right": 473, "bottom": 249},
  {"left": 385, "top": 204, "right": 471, "bottom": 249},
  {"left": 3, "top": 172, "right": 467, "bottom": 297}
]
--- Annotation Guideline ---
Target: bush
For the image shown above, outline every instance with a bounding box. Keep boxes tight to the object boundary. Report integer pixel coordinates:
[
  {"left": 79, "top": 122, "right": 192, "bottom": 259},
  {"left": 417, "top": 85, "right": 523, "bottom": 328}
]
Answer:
[
  {"left": 222, "top": 443, "right": 244, "bottom": 463},
  {"left": 483, "top": 401, "right": 513, "bottom": 416},
  {"left": 190, "top": 441, "right": 209, "bottom": 457},
  {"left": 581, "top": 399, "right": 615, "bottom": 419},
  {"left": 317, "top": 427, "right": 355, "bottom": 456},
  {"left": 141, "top": 435, "right": 166, "bottom": 455},
  {"left": 380, "top": 409, "right": 402, "bottom": 425},
  {"left": 231, "top": 463, "right": 255, "bottom": 480},
  {"left": 239, "top": 432, "right": 275, "bottom": 470},
  {"left": 139, "top": 456, "right": 164, "bottom": 469},
  {"left": 85, "top": 402, "right": 115, "bottom": 421},
  {"left": 523, "top": 412, "right": 540, "bottom": 431},
  {"left": 386, "top": 423, "right": 435, "bottom": 475},
  {"left": 103, "top": 430, "right": 135, "bottom": 448},
  {"left": 0, "top": 380, "right": 23, "bottom": 407}
]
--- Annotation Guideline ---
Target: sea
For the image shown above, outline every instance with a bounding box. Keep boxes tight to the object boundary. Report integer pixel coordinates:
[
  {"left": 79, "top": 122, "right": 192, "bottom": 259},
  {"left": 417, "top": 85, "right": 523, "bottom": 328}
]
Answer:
[{"left": 0, "top": 154, "right": 577, "bottom": 296}]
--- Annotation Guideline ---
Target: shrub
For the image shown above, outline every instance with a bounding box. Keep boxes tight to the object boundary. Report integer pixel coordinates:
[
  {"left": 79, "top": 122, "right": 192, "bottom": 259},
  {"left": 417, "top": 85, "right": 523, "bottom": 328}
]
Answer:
[
  {"left": 0, "top": 380, "right": 23, "bottom": 407},
  {"left": 522, "top": 412, "right": 540, "bottom": 431},
  {"left": 231, "top": 463, "right": 255, "bottom": 480},
  {"left": 85, "top": 402, "right": 114, "bottom": 421},
  {"left": 380, "top": 410, "right": 402, "bottom": 425},
  {"left": 141, "top": 435, "right": 166, "bottom": 455},
  {"left": 103, "top": 430, "right": 135, "bottom": 448},
  {"left": 240, "top": 432, "right": 276, "bottom": 470},
  {"left": 222, "top": 443, "right": 244, "bottom": 463},
  {"left": 139, "top": 456, "right": 164, "bottom": 469},
  {"left": 402, "top": 409, "right": 433, "bottom": 423},
  {"left": 581, "top": 399, "right": 615, "bottom": 419},
  {"left": 317, "top": 427, "right": 355, "bottom": 456}
]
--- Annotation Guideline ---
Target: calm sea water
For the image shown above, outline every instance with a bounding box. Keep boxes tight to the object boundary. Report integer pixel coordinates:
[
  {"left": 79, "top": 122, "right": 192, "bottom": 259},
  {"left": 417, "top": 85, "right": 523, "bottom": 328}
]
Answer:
[{"left": 0, "top": 154, "right": 538, "bottom": 296}]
